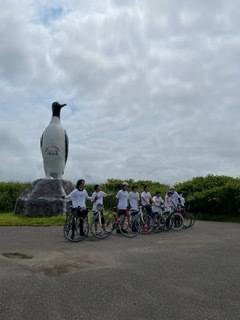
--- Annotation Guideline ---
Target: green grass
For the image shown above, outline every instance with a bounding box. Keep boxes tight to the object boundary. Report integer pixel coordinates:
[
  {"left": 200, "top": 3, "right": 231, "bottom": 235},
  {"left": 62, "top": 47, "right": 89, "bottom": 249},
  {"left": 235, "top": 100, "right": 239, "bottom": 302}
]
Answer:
[
  {"left": 0, "top": 212, "right": 239, "bottom": 226},
  {"left": 0, "top": 213, "right": 66, "bottom": 226},
  {"left": 0, "top": 211, "right": 116, "bottom": 226}
]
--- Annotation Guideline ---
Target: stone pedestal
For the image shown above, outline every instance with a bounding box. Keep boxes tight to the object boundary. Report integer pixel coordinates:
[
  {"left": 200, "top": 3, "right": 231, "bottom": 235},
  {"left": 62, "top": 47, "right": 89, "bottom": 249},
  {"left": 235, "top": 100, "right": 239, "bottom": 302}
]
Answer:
[{"left": 14, "top": 179, "right": 74, "bottom": 217}]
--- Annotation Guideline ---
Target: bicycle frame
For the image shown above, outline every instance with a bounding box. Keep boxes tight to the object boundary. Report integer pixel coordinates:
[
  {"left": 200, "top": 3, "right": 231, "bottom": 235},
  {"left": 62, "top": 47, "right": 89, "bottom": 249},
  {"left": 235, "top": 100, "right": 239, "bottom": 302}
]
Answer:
[
  {"left": 63, "top": 206, "right": 89, "bottom": 242},
  {"left": 138, "top": 206, "right": 148, "bottom": 223},
  {"left": 113, "top": 208, "right": 140, "bottom": 237},
  {"left": 88, "top": 209, "right": 104, "bottom": 227}
]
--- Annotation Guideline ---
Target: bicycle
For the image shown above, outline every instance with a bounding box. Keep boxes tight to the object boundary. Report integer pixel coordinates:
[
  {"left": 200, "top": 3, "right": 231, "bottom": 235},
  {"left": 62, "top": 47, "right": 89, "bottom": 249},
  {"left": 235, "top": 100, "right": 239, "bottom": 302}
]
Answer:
[
  {"left": 89, "top": 204, "right": 114, "bottom": 239},
  {"left": 158, "top": 205, "right": 184, "bottom": 231},
  {"left": 63, "top": 206, "right": 89, "bottom": 242},
  {"left": 151, "top": 205, "right": 165, "bottom": 233},
  {"left": 175, "top": 204, "right": 195, "bottom": 228},
  {"left": 138, "top": 206, "right": 154, "bottom": 234},
  {"left": 113, "top": 208, "right": 140, "bottom": 238}
]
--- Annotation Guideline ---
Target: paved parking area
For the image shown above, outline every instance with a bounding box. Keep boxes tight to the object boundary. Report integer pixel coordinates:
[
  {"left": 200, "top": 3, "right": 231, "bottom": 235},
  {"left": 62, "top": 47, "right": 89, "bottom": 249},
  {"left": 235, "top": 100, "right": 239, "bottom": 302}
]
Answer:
[{"left": 0, "top": 221, "right": 240, "bottom": 320}]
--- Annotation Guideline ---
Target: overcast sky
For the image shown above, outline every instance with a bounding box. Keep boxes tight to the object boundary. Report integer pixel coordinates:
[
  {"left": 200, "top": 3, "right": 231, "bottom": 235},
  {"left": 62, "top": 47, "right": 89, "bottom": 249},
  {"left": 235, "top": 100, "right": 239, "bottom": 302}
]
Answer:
[{"left": 1, "top": 0, "right": 240, "bottom": 185}]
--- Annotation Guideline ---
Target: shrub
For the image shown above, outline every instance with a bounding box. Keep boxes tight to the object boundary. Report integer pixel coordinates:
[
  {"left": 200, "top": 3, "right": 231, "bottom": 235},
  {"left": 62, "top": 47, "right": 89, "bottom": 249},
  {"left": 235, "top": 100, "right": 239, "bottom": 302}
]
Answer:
[
  {"left": 175, "top": 175, "right": 240, "bottom": 216},
  {"left": 0, "top": 182, "right": 30, "bottom": 212},
  {"left": 2, "top": 175, "right": 240, "bottom": 218}
]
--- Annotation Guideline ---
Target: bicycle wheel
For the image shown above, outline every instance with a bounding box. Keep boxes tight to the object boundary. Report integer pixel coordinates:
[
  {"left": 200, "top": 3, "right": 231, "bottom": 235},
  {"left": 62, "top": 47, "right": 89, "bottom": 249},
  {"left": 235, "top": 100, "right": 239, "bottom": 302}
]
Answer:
[
  {"left": 90, "top": 213, "right": 114, "bottom": 239},
  {"left": 63, "top": 216, "right": 89, "bottom": 242},
  {"left": 152, "top": 215, "right": 165, "bottom": 233},
  {"left": 190, "top": 213, "right": 195, "bottom": 227},
  {"left": 164, "top": 216, "right": 173, "bottom": 231},
  {"left": 119, "top": 215, "right": 140, "bottom": 238},
  {"left": 139, "top": 214, "right": 154, "bottom": 234},
  {"left": 183, "top": 212, "right": 193, "bottom": 228},
  {"left": 171, "top": 213, "right": 184, "bottom": 231}
]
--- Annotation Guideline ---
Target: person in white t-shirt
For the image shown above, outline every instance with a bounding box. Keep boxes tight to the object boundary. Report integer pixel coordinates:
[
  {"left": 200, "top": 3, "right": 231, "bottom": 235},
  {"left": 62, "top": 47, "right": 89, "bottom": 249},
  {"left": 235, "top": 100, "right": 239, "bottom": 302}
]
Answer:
[
  {"left": 67, "top": 179, "right": 92, "bottom": 209},
  {"left": 128, "top": 186, "right": 140, "bottom": 213},
  {"left": 152, "top": 191, "right": 164, "bottom": 216},
  {"left": 128, "top": 186, "right": 140, "bottom": 232},
  {"left": 91, "top": 184, "right": 113, "bottom": 234},
  {"left": 116, "top": 182, "right": 129, "bottom": 234},
  {"left": 141, "top": 185, "right": 158, "bottom": 232},
  {"left": 66, "top": 179, "right": 92, "bottom": 236},
  {"left": 164, "top": 190, "right": 174, "bottom": 212},
  {"left": 168, "top": 186, "right": 180, "bottom": 209},
  {"left": 178, "top": 191, "right": 185, "bottom": 206},
  {"left": 141, "top": 185, "right": 158, "bottom": 215}
]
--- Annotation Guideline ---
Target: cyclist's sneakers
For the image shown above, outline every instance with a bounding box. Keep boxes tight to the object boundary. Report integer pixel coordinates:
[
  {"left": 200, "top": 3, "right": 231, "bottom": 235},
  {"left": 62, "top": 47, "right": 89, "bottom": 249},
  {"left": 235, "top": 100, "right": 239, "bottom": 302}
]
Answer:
[
  {"left": 143, "top": 228, "right": 149, "bottom": 233},
  {"left": 95, "top": 231, "right": 102, "bottom": 235},
  {"left": 104, "top": 230, "right": 110, "bottom": 234},
  {"left": 121, "top": 229, "right": 128, "bottom": 233},
  {"left": 116, "top": 229, "right": 121, "bottom": 234}
]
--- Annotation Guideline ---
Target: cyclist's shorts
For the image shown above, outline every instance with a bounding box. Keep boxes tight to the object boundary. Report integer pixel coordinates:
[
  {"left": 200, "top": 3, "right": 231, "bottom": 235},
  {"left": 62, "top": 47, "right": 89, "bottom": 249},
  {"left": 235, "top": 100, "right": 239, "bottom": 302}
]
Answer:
[
  {"left": 117, "top": 209, "right": 127, "bottom": 217},
  {"left": 143, "top": 205, "right": 152, "bottom": 215},
  {"left": 129, "top": 210, "right": 138, "bottom": 216},
  {"left": 77, "top": 207, "right": 88, "bottom": 218}
]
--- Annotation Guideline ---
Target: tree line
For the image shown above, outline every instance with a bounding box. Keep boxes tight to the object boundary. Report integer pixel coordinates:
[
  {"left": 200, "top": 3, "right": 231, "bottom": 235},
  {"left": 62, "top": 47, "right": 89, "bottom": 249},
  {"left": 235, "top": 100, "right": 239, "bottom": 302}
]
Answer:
[{"left": 0, "top": 175, "right": 240, "bottom": 217}]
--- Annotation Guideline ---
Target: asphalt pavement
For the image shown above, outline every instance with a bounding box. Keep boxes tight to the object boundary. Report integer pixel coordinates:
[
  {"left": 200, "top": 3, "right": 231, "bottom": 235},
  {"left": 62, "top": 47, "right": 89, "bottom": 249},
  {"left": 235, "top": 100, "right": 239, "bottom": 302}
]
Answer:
[{"left": 0, "top": 221, "right": 240, "bottom": 320}]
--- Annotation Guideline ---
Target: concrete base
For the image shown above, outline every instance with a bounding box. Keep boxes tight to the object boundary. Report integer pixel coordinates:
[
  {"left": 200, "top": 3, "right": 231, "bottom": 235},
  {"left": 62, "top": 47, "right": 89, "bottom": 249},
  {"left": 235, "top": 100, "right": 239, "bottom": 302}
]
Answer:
[{"left": 14, "top": 179, "right": 74, "bottom": 217}]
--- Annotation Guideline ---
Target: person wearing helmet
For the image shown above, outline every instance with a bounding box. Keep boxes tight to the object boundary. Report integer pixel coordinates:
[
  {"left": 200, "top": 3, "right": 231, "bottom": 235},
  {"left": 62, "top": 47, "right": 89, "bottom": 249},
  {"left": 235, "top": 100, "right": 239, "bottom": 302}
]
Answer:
[{"left": 168, "top": 186, "right": 179, "bottom": 208}]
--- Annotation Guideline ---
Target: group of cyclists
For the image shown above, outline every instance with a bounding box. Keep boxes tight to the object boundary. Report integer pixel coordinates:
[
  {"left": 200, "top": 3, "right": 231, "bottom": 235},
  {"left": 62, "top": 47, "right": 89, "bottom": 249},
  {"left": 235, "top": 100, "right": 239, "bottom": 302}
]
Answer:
[{"left": 66, "top": 179, "right": 186, "bottom": 236}]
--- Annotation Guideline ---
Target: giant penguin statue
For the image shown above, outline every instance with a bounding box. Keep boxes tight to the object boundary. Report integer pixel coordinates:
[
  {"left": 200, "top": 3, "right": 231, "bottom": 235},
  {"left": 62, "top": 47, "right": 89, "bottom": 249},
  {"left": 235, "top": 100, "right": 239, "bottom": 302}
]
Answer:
[{"left": 40, "top": 102, "right": 69, "bottom": 179}]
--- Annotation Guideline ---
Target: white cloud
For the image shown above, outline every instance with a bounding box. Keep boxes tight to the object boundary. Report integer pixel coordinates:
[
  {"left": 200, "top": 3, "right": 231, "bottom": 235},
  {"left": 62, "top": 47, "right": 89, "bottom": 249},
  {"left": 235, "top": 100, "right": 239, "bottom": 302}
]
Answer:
[{"left": 0, "top": 0, "right": 240, "bottom": 186}]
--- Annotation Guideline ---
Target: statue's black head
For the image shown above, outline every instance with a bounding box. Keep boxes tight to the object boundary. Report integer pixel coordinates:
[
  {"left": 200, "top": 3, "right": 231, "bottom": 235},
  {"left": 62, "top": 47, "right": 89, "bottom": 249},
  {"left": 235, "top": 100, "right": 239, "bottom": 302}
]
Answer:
[{"left": 52, "top": 101, "right": 67, "bottom": 117}]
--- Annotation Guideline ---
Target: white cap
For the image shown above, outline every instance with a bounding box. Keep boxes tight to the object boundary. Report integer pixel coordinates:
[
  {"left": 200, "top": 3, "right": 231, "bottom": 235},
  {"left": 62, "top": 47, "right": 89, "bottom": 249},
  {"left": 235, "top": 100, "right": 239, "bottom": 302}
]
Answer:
[{"left": 122, "top": 182, "right": 129, "bottom": 186}]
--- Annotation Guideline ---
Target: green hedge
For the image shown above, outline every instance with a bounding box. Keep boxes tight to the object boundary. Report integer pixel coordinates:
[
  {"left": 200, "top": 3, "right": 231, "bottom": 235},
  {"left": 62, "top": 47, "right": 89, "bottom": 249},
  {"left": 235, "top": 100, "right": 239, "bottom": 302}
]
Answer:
[
  {"left": 0, "top": 179, "right": 169, "bottom": 213},
  {"left": 0, "top": 182, "right": 30, "bottom": 212},
  {"left": 85, "top": 179, "right": 170, "bottom": 210},
  {"left": 175, "top": 174, "right": 240, "bottom": 216},
  {"left": 1, "top": 175, "right": 240, "bottom": 217}
]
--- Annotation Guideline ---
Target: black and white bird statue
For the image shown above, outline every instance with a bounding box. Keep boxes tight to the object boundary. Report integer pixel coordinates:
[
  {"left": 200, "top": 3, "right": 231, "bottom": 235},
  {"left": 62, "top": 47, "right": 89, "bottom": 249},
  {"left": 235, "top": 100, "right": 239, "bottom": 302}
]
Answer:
[{"left": 40, "top": 102, "right": 69, "bottom": 179}]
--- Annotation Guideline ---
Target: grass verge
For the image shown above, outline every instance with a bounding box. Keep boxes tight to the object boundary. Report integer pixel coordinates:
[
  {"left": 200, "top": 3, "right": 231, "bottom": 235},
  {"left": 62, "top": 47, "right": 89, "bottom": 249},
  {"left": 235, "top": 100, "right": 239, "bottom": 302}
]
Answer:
[
  {"left": 0, "top": 212, "right": 239, "bottom": 226},
  {"left": 0, "top": 213, "right": 66, "bottom": 226}
]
